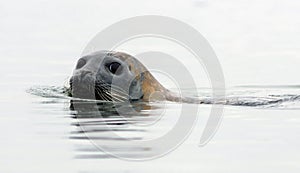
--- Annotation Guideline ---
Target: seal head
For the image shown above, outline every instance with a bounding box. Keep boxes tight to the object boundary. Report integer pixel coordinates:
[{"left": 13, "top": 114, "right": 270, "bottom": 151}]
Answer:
[{"left": 70, "top": 51, "right": 166, "bottom": 102}]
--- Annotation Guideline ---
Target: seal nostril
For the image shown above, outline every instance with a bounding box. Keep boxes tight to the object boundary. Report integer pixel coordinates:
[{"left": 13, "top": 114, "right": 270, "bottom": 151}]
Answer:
[{"left": 76, "top": 58, "right": 86, "bottom": 69}]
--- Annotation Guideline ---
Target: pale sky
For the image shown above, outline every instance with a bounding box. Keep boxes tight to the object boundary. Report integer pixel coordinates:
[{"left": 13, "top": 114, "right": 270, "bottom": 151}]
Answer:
[{"left": 0, "top": 0, "right": 299, "bottom": 87}]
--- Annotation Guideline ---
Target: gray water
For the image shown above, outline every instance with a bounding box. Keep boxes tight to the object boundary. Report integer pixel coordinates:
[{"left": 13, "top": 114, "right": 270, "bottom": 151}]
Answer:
[
  {"left": 1, "top": 0, "right": 300, "bottom": 172},
  {"left": 1, "top": 85, "right": 299, "bottom": 173}
]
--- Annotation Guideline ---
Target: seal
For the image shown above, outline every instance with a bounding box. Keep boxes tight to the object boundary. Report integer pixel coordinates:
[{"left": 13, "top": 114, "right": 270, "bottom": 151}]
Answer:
[{"left": 69, "top": 50, "right": 202, "bottom": 104}]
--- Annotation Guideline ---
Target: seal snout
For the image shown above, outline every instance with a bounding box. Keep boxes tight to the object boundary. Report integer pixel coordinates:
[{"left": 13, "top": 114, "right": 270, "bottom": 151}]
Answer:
[
  {"left": 72, "top": 70, "right": 94, "bottom": 82},
  {"left": 70, "top": 70, "right": 96, "bottom": 92},
  {"left": 78, "top": 70, "right": 94, "bottom": 82}
]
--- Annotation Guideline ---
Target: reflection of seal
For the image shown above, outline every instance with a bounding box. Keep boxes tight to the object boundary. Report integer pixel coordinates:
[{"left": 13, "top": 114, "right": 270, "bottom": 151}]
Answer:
[{"left": 69, "top": 51, "right": 202, "bottom": 103}]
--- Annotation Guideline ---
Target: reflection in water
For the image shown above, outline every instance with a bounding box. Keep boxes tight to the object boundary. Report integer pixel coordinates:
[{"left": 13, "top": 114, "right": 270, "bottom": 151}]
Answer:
[
  {"left": 28, "top": 85, "right": 300, "bottom": 159},
  {"left": 70, "top": 100, "right": 166, "bottom": 159}
]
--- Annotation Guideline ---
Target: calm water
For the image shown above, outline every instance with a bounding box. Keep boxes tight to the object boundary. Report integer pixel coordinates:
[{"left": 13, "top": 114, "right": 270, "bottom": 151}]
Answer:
[
  {"left": 1, "top": 84, "right": 300, "bottom": 172},
  {"left": 1, "top": 0, "right": 300, "bottom": 172}
]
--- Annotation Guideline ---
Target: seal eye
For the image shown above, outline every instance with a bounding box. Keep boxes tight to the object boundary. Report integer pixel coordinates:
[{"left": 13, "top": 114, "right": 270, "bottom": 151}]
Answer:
[
  {"left": 107, "top": 62, "right": 121, "bottom": 74},
  {"left": 76, "top": 59, "right": 86, "bottom": 69}
]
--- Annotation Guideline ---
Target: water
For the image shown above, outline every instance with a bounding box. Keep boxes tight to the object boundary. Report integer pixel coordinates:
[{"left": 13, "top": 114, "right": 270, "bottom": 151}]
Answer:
[
  {"left": 2, "top": 85, "right": 300, "bottom": 172},
  {"left": 1, "top": 0, "right": 300, "bottom": 172},
  {"left": 15, "top": 85, "right": 300, "bottom": 172}
]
